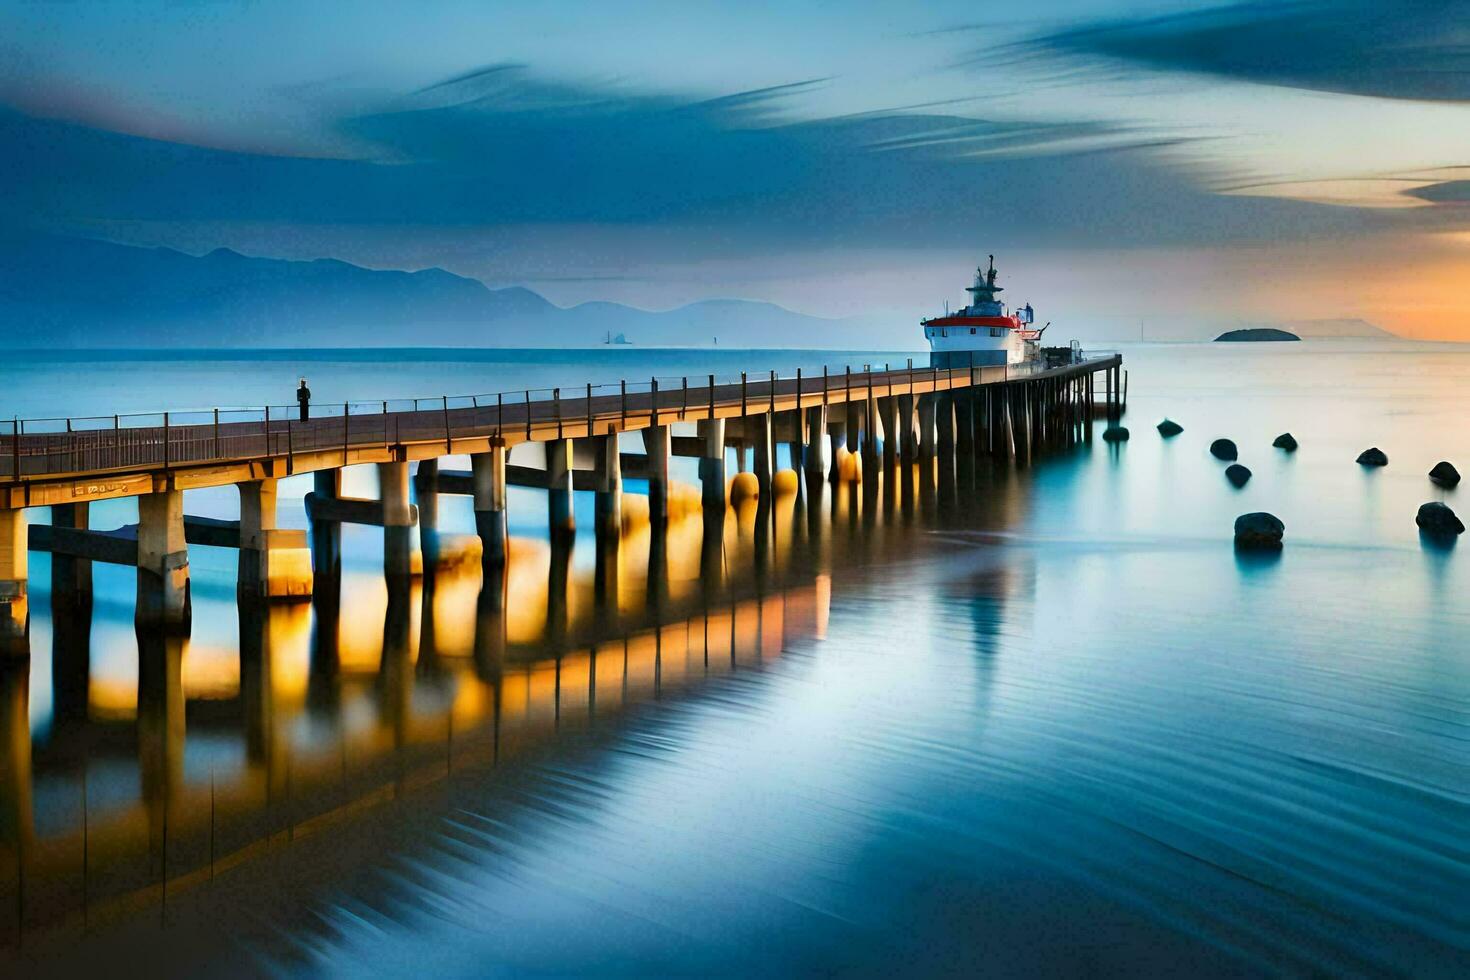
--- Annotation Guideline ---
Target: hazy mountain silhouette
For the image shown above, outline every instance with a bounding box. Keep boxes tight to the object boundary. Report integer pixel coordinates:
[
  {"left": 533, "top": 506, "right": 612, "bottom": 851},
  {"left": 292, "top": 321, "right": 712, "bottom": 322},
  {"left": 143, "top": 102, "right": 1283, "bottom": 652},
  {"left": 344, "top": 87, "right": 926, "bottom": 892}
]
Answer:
[{"left": 0, "top": 234, "right": 892, "bottom": 348}]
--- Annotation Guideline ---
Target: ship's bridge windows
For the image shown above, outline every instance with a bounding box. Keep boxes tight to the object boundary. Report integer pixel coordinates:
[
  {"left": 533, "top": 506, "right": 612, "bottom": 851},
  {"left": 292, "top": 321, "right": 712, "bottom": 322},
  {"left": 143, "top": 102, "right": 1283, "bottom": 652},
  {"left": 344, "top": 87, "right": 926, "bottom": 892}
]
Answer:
[
  {"left": 970, "top": 328, "right": 976, "bottom": 335},
  {"left": 941, "top": 328, "right": 947, "bottom": 338},
  {"left": 990, "top": 327, "right": 1005, "bottom": 337}
]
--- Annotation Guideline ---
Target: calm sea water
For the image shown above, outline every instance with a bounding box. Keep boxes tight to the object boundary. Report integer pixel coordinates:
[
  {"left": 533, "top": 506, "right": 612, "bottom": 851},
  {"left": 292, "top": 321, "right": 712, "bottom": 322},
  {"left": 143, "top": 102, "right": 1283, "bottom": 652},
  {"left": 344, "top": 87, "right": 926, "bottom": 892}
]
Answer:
[{"left": 1, "top": 342, "right": 1467, "bottom": 976}]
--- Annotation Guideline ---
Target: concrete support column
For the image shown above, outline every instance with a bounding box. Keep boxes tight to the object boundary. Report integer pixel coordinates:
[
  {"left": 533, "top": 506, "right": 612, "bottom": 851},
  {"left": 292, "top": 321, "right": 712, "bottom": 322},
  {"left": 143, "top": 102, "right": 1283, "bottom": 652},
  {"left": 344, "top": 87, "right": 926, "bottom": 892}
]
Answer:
[
  {"left": 879, "top": 395, "right": 899, "bottom": 472},
  {"left": 378, "top": 461, "right": 414, "bottom": 580},
  {"left": 50, "top": 503, "right": 91, "bottom": 601},
  {"left": 239, "top": 478, "right": 311, "bottom": 600},
  {"left": 898, "top": 393, "right": 918, "bottom": 463},
  {"left": 591, "top": 433, "right": 622, "bottom": 622},
  {"left": 861, "top": 391, "right": 881, "bottom": 475},
  {"left": 697, "top": 419, "right": 726, "bottom": 509},
  {"left": 472, "top": 445, "right": 509, "bottom": 567},
  {"left": 310, "top": 469, "right": 342, "bottom": 582},
  {"left": 546, "top": 438, "right": 576, "bottom": 542},
  {"left": 803, "top": 405, "right": 827, "bottom": 485},
  {"left": 642, "top": 425, "right": 671, "bottom": 523},
  {"left": 136, "top": 490, "right": 189, "bottom": 629},
  {"left": 954, "top": 391, "right": 975, "bottom": 457},
  {"left": 936, "top": 393, "right": 956, "bottom": 458},
  {"left": 415, "top": 458, "right": 440, "bottom": 568},
  {"left": 918, "top": 394, "right": 937, "bottom": 461},
  {"left": 751, "top": 412, "right": 774, "bottom": 501},
  {"left": 0, "top": 509, "right": 26, "bottom": 656}
]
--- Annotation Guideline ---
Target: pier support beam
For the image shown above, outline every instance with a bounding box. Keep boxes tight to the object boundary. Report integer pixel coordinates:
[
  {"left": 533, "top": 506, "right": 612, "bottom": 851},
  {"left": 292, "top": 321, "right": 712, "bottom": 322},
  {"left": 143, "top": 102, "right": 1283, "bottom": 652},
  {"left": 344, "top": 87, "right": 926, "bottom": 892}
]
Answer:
[
  {"left": 136, "top": 490, "right": 190, "bottom": 629},
  {"left": 751, "top": 412, "right": 774, "bottom": 501},
  {"left": 803, "top": 405, "right": 827, "bottom": 485},
  {"left": 642, "top": 425, "right": 671, "bottom": 524},
  {"left": 697, "top": 419, "right": 726, "bottom": 509},
  {"left": 471, "top": 446, "right": 508, "bottom": 567},
  {"left": 898, "top": 392, "right": 918, "bottom": 463},
  {"left": 546, "top": 438, "right": 576, "bottom": 542},
  {"left": 879, "top": 395, "right": 899, "bottom": 472},
  {"left": 954, "top": 391, "right": 975, "bottom": 458},
  {"left": 50, "top": 503, "right": 91, "bottom": 602},
  {"left": 0, "top": 509, "right": 26, "bottom": 656},
  {"left": 918, "top": 394, "right": 937, "bottom": 461},
  {"left": 238, "top": 479, "right": 312, "bottom": 599},
  {"left": 310, "top": 469, "right": 342, "bottom": 582},
  {"left": 415, "top": 458, "right": 440, "bottom": 568},
  {"left": 592, "top": 434, "right": 621, "bottom": 623},
  {"left": 379, "top": 461, "right": 414, "bottom": 580}
]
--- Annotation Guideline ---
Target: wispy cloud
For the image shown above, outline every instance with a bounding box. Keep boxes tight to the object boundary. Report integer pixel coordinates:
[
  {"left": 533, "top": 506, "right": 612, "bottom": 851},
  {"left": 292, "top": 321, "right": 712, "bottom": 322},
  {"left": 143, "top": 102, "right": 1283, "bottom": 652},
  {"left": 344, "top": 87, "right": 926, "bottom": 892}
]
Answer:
[{"left": 1006, "top": 0, "right": 1470, "bottom": 103}]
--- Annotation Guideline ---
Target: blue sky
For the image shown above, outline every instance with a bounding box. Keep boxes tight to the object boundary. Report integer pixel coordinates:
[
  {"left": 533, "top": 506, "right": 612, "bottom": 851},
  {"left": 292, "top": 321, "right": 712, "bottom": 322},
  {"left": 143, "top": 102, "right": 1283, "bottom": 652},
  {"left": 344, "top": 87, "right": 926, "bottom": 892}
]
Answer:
[{"left": 4, "top": 0, "right": 1470, "bottom": 336}]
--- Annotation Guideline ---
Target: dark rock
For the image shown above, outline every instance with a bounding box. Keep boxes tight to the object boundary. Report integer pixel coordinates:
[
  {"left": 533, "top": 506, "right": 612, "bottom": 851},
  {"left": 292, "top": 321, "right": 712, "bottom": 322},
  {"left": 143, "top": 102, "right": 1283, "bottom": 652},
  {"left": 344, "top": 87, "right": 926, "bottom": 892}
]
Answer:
[
  {"left": 1272, "top": 433, "right": 1298, "bottom": 452},
  {"left": 1234, "top": 512, "right": 1284, "bottom": 550},
  {"left": 1102, "top": 426, "right": 1130, "bottom": 442},
  {"left": 1429, "top": 461, "right": 1460, "bottom": 487},
  {"left": 1210, "top": 438, "right": 1238, "bottom": 461},
  {"left": 1225, "top": 464, "right": 1252, "bottom": 488},
  {"left": 1156, "top": 419, "right": 1183, "bottom": 437},
  {"left": 1356, "top": 447, "right": 1388, "bottom": 467},
  {"left": 1416, "top": 501, "right": 1464, "bottom": 537}
]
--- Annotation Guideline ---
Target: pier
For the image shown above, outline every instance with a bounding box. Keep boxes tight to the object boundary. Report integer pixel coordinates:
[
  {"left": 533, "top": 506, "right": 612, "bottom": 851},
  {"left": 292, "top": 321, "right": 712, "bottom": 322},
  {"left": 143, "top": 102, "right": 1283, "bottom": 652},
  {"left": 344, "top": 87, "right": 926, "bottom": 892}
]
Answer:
[
  {"left": 0, "top": 350, "right": 1124, "bottom": 943},
  {"left": 0, "top": 354, "right": 1122, "bottom": 652}
]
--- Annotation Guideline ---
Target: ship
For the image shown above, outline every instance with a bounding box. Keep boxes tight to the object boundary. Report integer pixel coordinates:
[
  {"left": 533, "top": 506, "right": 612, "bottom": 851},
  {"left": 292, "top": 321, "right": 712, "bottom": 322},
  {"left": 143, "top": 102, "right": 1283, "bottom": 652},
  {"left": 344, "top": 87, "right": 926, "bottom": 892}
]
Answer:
[{"left": 923, "top": 256, "right": 1044, "bottom": 368}]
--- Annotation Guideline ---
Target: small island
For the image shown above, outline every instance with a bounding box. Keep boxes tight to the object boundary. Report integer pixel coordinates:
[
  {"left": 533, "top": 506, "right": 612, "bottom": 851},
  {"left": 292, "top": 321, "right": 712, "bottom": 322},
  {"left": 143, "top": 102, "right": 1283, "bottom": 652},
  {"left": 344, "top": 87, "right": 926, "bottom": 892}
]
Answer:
[{"left": 1215, "top": 328, "right": 1300, "bottom": 342}]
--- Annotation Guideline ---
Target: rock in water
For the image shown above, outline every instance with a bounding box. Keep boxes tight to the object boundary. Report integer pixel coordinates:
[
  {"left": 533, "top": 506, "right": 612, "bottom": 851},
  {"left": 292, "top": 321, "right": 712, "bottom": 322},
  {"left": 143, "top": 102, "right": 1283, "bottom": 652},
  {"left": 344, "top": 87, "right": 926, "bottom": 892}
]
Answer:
[
  {"left": 1103, "top": 426, "right": 1130, "bottom": 442},
  {"left": 1416, "top": 501, "right": 1464, "bottom": 537},
  {"left": 1273, "top": 433, "right": 1298, "bottom": 452},
  {"left": 1226, "top": 464, "right": 1252, "bottom": 487},
  {"left": 1429, "top": 461, "right": 1460, "bottom": 487},
  {"left": 1157, "top": 419, "right": 1183, "bottom": 437},
  {"left": 1357, "top": 447, "right": 1388, "bottom": 467},
  {"left": 1210, "top": 438, "right": 1238, "bottom": 461},
  {"left": 1234, "top": 512, "right": 1284, "bottom": 550}
]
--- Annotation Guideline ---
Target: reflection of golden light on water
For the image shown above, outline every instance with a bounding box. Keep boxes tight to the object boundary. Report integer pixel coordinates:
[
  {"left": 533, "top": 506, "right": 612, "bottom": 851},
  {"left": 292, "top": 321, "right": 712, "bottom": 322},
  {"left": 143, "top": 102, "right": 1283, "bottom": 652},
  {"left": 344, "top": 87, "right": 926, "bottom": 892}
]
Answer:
[
  {"left": 181, "top": 639, "right": 240, "bottom": 699},
  {"left": 506, "top": 537, "right": 550, "bottom": 644},
  {"left": 267, "top": 602, "right": 313, "bottom": 707},
  {"left": 814, "top": 574, "right": 831, "bottom": 639},
  {"left": 429, "top": 563, "right": 482, "bottom": 657}
]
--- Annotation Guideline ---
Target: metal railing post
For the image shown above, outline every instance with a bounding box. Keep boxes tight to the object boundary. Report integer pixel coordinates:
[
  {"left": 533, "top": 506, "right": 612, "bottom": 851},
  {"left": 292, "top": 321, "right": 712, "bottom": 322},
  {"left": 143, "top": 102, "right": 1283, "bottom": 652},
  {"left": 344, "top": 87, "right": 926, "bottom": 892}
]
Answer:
[
  {"left": 10, "top": 417, "right": 17, "bottom": 482},
  {"left": 769, "top": 370, "right": 776, "bottom": 415},
  {"left": 213, "top": 408, "right": 220, "bottom": 459},
  {"left": 796, "top": 368, "right": 802, "bottom": 416},
  {"left": 343, "top": 402, "right": 349, "bottom": 464},
  {"left": 682, "top": 377, "right": 689, "bottom": 419},
  {"left": 264, "top": 405, "right": 270, "bottom": 457},
  {"left": 163, "top": 412, "right": 170, "bottom": 469},
  {"left": 554, "top": 388, "right": 562, "bottom": 438},
  {"left": 497, "top": 392, "right": 503, "bottom": 438},
  {"left": 651, "top": 377, "right": 658, "bottom": 427},
  {"left": 442, "top": 395, "right": 452, "bottom": 452},
  {"left": 620, "top": 380, "right": 627, "bottom": 428},
  {"left": 525, "top": 390, "right": 532, "bottom": 440},
  {"left": 587, "top": 383, "right": 594, "bottom": 438},
  {"left": 383, "top": 401, "right": 389, "bottom": 449},
  {"left": 740, "top": 372, "right": 747, "bottom": 416},
  {"left": 708, "top": 374, "right": 715, "bottom": 418}
]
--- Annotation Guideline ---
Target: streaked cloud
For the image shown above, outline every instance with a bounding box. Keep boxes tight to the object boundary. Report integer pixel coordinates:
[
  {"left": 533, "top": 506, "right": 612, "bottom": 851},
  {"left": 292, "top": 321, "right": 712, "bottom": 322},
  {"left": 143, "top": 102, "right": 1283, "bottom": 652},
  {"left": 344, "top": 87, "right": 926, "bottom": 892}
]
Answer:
[{"left": 1010, "top": 0, "right": 1470, "bottom": 103}]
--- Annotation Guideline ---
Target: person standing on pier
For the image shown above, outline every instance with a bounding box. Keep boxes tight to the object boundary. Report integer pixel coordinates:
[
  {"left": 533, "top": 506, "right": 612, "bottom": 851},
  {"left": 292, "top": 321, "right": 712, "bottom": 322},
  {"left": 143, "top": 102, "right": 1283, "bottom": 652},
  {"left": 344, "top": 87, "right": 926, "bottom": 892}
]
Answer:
[{"left": 297, "top": 377, "right": 311, "bottom": 420}]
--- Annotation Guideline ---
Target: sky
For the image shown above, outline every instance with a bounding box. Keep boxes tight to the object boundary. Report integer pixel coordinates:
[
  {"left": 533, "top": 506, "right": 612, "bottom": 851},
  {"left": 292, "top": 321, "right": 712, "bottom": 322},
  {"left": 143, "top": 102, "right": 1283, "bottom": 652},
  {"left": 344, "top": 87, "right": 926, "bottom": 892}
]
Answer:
[{"left": 4, "top": 0, "right": 1470, "bottom": 338}]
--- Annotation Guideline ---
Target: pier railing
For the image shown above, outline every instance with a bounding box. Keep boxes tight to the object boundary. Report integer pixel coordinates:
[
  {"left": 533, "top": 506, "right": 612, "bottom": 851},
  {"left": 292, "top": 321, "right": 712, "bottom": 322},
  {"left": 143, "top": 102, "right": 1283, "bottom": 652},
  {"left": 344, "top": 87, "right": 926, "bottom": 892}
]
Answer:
[{"left": 3, "top": 353, "right": 1116, "bottom": 482}]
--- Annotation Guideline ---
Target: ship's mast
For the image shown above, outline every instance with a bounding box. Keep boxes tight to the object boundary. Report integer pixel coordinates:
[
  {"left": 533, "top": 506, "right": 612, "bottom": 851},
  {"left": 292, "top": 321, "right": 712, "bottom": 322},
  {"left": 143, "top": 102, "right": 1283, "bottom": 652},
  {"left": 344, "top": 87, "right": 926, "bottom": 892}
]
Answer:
[{"left": 964, "top": 254, "right": 1002, "bottom": 310}]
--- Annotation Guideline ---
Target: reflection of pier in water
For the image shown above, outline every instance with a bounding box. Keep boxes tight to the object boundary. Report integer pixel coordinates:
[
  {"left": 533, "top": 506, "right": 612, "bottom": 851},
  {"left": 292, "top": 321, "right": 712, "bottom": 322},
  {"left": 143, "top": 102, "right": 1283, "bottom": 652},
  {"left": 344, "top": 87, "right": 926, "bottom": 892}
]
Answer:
[
  {"left": 0, "top": 495, "right": 855, "bottom": 944},
  {"left": 0, "top": 362, "right": 1095, "bottom": 948}
]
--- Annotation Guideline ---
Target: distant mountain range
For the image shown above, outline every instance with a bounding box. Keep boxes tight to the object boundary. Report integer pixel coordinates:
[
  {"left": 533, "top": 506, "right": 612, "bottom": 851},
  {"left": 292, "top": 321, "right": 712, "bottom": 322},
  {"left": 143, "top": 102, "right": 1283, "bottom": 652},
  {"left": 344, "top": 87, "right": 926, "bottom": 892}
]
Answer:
[{"left": 0, "top": 233, "right": 897, "bottom": 349}]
